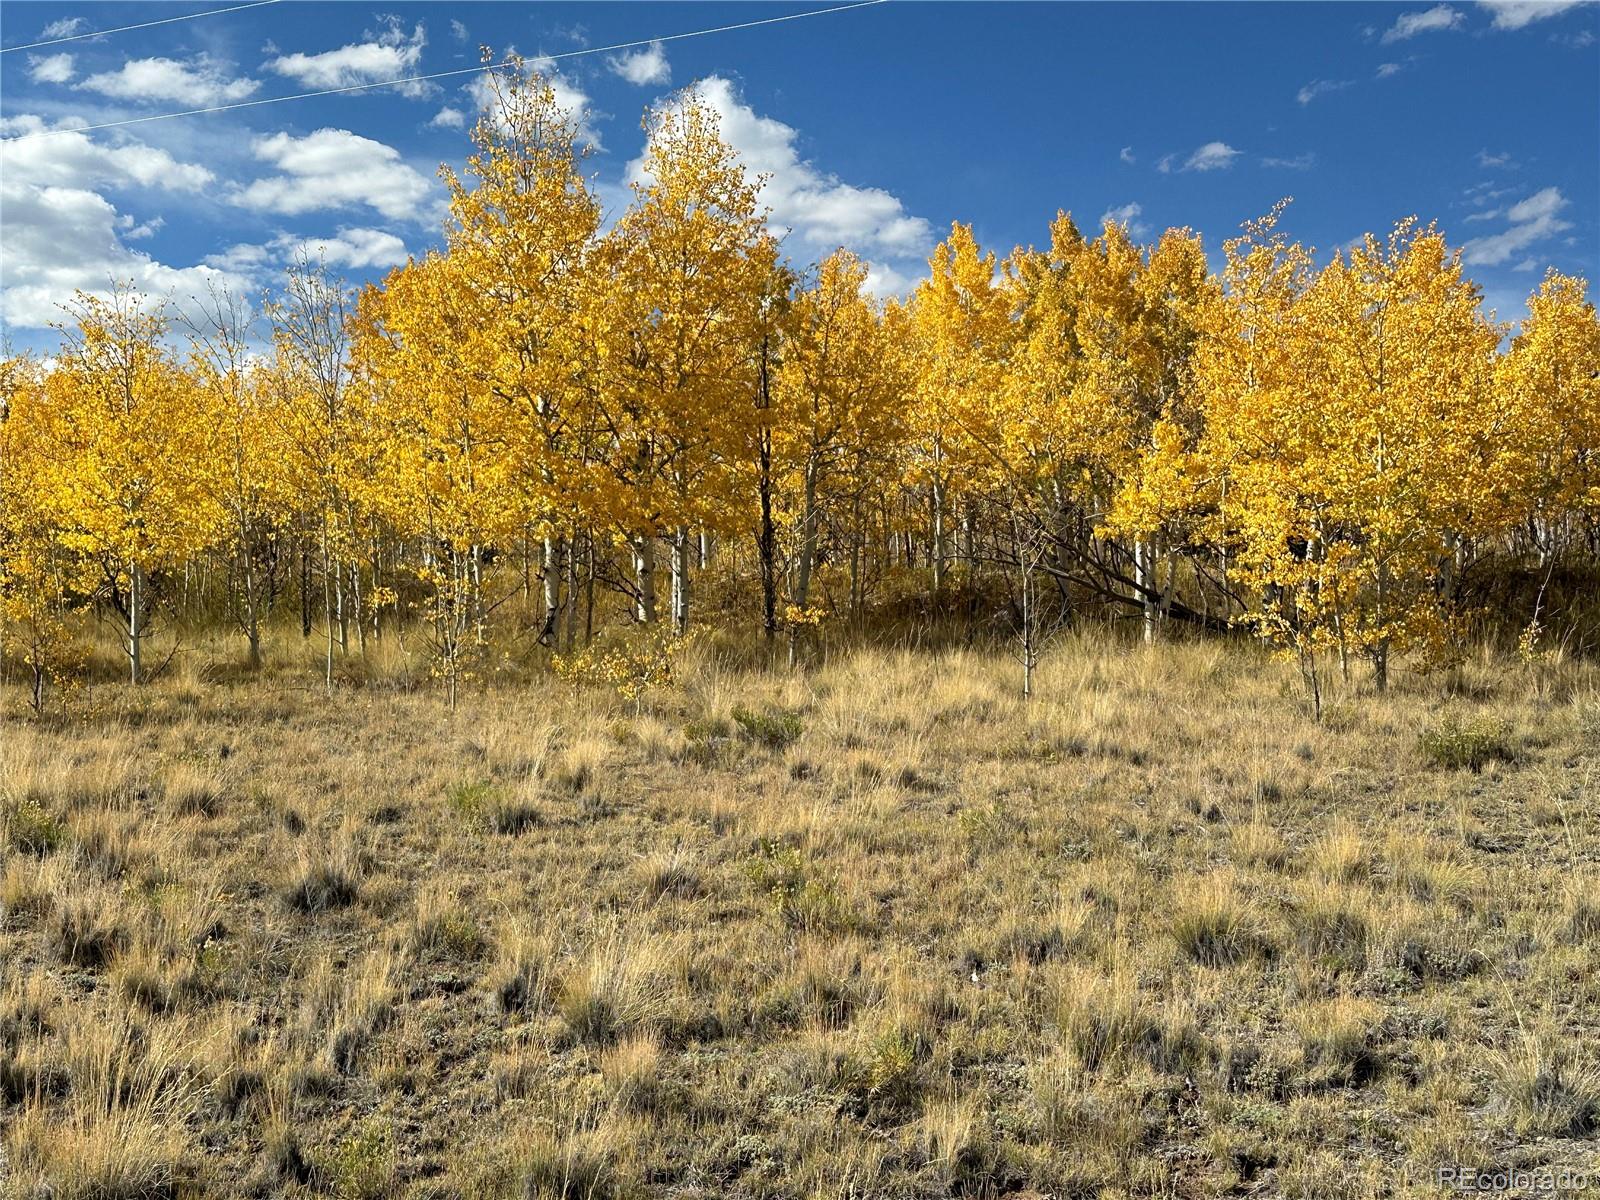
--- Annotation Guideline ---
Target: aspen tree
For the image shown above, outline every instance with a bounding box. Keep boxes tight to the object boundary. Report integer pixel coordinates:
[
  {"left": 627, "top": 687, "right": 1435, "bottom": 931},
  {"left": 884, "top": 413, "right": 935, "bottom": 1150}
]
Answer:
[
  {"left": 909, "top": 224, "right": 1010, "bottom": 600},
  {"left": 187, "top": 285, "right": 291, "bottom": 668},
  {"left": 777, "top": 250, "right": 910, "bottom": 662},
  {"left": 441, "top": 59, "right": 603, "bottom": 645},
  {"left": 601, "top": 89, "right": 775, "bottom": 632},
  {"left": 38, "top": 289, "right": 222, "bottom": 682}
]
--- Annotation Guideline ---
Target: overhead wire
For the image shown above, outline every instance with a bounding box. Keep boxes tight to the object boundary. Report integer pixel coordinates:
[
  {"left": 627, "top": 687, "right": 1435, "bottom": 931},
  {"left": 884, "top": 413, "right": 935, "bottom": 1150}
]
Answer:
[
  {"left": 1, "top": 1, "right": 283, "bottom": 54},
  {"left": 0, "top": 1, "right": 890, "bottom": 143}
]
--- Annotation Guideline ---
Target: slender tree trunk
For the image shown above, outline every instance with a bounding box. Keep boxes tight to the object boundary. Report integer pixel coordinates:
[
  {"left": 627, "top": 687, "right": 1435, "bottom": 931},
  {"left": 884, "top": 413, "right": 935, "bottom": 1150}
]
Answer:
[
  {"left": 563, "top": 528, "right": 580, "bottom": 653},
  {"left": 299, "top": 540, "right": 313, "bottom": 639},
  {"left": 543, "top": 534, "right": 563, "bottom": 641},
  {"left": 671, "top": 526, "right": 691, "bottom": 635},
  {"left": 634, "top": 535, "right": 657, "bottom": 624},
  {"left": 931, "top": 475, "right": 947, "bottom": 599},
  {"left": 789, "top": 462, "right": 819, "bottom": 667},
  {"left": 127, "top": 562, "right": 144, "bottom": 685},
  {"left": 1135, "top": 538, "right": 1157, "bottom": 645}
]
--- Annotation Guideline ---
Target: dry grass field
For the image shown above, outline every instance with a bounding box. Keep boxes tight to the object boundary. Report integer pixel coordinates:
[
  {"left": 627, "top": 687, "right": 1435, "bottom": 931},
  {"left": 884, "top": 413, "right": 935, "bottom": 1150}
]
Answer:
[{"left": 3, "top": 632, "right": 1600, "bottom": 1198}]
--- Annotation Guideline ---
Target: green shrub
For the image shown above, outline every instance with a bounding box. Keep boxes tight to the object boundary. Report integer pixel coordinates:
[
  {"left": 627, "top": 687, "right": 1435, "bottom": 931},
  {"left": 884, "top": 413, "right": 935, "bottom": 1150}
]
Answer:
[
  {"left": 447, "top": 781, "right": 540, "bottom": 835},
  {"left": 744, "top": 840, "right": 854, "bottom": 933},
  {"left": 2, "top": 797, "right": 63, "bottom": 855},
  {"left": 1419, "top": 714, "right": 1513, "bottom": 772},
  {"left": 327, "top": 1119, "right": 395, "bottom": 1200},
  {"left": 731, "top": 705, "right": 805, "bottom": 751}
]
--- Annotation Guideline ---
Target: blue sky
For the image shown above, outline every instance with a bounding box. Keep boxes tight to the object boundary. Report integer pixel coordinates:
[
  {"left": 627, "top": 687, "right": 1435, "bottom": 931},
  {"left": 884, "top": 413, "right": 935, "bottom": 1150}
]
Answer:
[{"left": 1, "top": 0, "right": 1596, "bottom": 352}]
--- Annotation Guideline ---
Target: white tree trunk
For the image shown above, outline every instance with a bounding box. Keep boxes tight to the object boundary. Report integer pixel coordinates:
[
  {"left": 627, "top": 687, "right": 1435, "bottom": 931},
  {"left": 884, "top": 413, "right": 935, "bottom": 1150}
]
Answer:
[{"left": 634, "top": 535, "right": 657, "bottom": 625}]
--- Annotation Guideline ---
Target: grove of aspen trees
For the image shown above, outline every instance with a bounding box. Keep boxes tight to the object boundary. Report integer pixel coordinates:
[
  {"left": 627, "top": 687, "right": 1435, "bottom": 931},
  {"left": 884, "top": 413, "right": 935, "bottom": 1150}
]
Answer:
[{"left": 3, "top": 63, "right": 1598, "bottom": 710}]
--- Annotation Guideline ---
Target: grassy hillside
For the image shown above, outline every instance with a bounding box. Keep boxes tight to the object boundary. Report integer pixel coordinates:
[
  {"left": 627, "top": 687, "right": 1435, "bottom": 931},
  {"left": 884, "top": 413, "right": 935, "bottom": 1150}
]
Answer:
[{"left": 3, "top": 633, "right": 1599, "bottom": 1197}]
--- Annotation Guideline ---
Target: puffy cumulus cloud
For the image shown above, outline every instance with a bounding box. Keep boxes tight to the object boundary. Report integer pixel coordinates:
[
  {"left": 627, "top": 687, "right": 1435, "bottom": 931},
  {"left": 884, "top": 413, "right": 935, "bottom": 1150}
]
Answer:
[
  {"left": 631, "top": 76, "right": 934, "bottom": 291},
  {"left": 428, "top": 106, "right": 466, "bottom": 129},
  {"left": 608, "top": 40, "right": 670, "bottom": 86},
  {"left": 1183, "top": 141, "right": 1241, "bottom": 171},
  {"left": 1098, "top": 201, "right": 1149, "bottom": 237},
  {"left": 1478, "top": 0, "right": 1593, "bottom": 27},
  {"left": 28, "top": 53, "right": 75, "bottom": 84},
  {"left": 0, "top": 115, "right": 215, "bottom": 191},
  {"left": 281, "top": 227, "right": 409, "bottom": 270},
  {"left": 0, "top": 179, "right": 247, "bottom": 329},
  {"left": 1461, "top": 186, "right": 1573, "bottom": 265},
  {"left": 0, "top": 117, "right": 237, "bottom": 329},
  {"left": 233, "top": 128, "right": 436, "bottom": 222},
  {"left": 264, "top": 18, "right": 431, "bottom": 98},
  {"left": 79, "top": 54, "right": 259, "bottom": 105},
  {"left": 1381, "top": 4, "right": 1465, "bottom": 41},
  {"left": 207, "top": 227, "right": 409, "bottom": 274},
  {"left": 1119, "top": 145, "right": 1136, "bottom": 164}
]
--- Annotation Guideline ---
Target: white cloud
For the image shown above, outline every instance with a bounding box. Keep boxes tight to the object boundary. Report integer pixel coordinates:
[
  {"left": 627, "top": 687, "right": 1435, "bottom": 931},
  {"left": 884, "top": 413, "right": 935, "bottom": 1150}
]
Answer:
[
  {"left": 234, "top": 128, "right": 436, "bottom": 222},
  {"left": 1382, "top": 4, "right": 1466, "bottom": 41},
  {"left": 79, "top": 55, "right": 259, "bottom": 105},
  {"left": 0, "top": 116, "right": 238, "bottom": 329},
  {"left": 862, "top": 261, "right": 917, "bottom": 297},
  {"left": 39, "top": 16, "right": 86, "bottom": 39},
  {"left": 1479, "top": 0, "right": 1592, "bottom": 28},
  {"left": 629, "top": 77, "right": 933, "bottom": 293},
  {"left": 428, "top": 106, "right": 466, "bottom": 129},
  {"left": 1476, "top": 148, "right": 1515, "bottom": 167},
  {"left": 1183, "top": 141, "right": 1241, "bottom": 171},
  {"left": 607, "top": 40, "right": 670, "bottom": 86},
  {"left": 1376, "top": 61, "right": 1405, "bottom": 76},
  {"left": 450, "top": 19, "right": 469, "bottom": 41},
  {"left": 264, "top": 18, "right": 430, "bottom": 98},
  {"left": 1262, "top": 152, "right": 1317, "bottom": 169},
  {"left": 227, "top": 227, "right": 408, "bottom": 271},
  {"left": 0, "top": 114, "right": 215, "bottom": 192},
  {"left": 1297, "top": 78, "right": 1353, "bottom": 104},
  {"left": 1119, "top": 145, "right": 1136, "bottom": 164},
  {"left": 293, "top": 227, "right": 409, "bottom": 269},
  {"left": 0, "top": 178, "right": 247, "bottom": 329},
  {"left": 1461, "top": 186, "right": 1573, "bottom": 264},
  {"left": 640, "top": 77, "right": 933, "bottom": 259},
  {"left": 1156, "top": 153, "right": 1175, "bottom": 174},
  {"left": 1098, "top": 201, "right": 1149, "bottom": 237},
  {"left": 28, "top": 53, "right": 75, "bottom": 83},
  {"left": 1513, "top": 257, "right": 1539, "bottom": 271}
]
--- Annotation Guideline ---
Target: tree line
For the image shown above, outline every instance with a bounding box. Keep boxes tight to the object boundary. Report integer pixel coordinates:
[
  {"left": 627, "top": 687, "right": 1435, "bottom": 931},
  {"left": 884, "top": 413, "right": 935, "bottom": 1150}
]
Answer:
[{"left": 2, "top": 63, "right": 1597, "bottom": 709}]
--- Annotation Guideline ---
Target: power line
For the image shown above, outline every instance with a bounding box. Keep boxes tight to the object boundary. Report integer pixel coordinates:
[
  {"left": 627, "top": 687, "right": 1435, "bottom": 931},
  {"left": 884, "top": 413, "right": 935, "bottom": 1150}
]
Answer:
[
  {"left": 1, "top": 1, "right": 283, "bottom": 54},
  {"left": 1, "top": 1, "right": 890, "bottom": 143}
]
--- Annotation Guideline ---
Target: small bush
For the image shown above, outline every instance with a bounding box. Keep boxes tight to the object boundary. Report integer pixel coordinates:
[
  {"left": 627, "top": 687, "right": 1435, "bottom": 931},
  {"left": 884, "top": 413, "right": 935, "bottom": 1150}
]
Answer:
[
  {"left": 744, "top": 839, "right": 855, "bottom": 933},
  {"left": 1419, "top": 713, "right": 1513, "bottom": 772},
  {"left": 600, "top": 1031, "right": 663, "bottom": 1113},
  {"left": 326, "top": 1119, "right": 396, "bottom": 1200},
  {"left": 2, "top": 796, "right": 63, "bottom": 855},
  {"left": 732, "top": 705, "right": 805, "bottom": 751},
  {"left": 448, "top": 780, "right": 541, "bottom": 835},
  {"left": 408, "top": 888, "right": 488, "bottom": 962}
]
